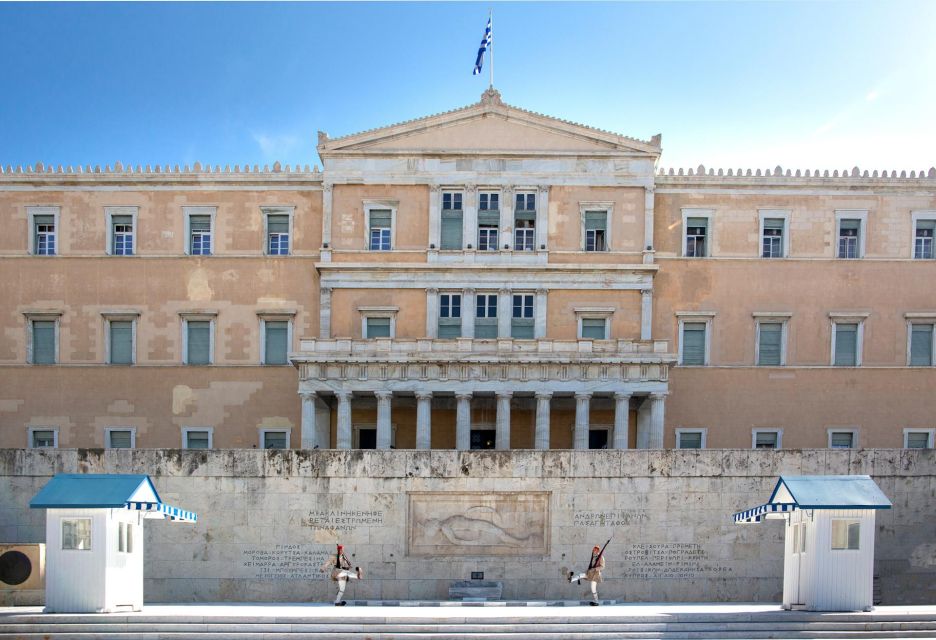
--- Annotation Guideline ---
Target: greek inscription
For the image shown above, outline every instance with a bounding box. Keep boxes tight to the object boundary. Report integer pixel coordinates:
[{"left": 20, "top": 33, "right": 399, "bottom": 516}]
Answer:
[
  {"left": 622, "top": 543, "right": 733, "bottom": 580},
  {"left": 301, "top": 509, "right": 384, "bottom": 532},
  {"left": 572, "top": 509, "right": 648, "bottom": 527},
  {"left": 238, "top": 544, "right": 332, "bottom": 581}
]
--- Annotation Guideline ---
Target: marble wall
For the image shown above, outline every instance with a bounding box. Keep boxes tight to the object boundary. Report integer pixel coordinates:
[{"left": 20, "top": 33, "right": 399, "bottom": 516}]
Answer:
[{"left": 0, "top": 448, "right": 933, "bottom": 604}]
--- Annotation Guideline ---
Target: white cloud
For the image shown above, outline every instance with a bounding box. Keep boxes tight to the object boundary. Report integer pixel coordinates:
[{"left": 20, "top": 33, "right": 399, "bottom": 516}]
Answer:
[{"left": 252, "top": 132, "right": 300, "bottom": 159}]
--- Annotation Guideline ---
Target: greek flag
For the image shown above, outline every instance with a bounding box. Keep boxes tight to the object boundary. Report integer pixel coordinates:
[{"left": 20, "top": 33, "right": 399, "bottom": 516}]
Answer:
[{"left": 472, "top": 17, "right": 492, "bottom": 75}]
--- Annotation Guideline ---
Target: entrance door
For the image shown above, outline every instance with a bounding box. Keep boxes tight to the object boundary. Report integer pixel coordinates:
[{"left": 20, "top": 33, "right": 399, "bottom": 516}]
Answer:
[
  {"left": 588, "top": 428, "right": 609, "bottom": 450},
  {"left": 789, "top": 518, "right": 805, "bottom": 605}
]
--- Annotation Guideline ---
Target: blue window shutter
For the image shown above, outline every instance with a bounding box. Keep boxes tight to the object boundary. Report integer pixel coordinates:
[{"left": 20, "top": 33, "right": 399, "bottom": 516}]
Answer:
[
  {"left": 440, "top": 211, "right": 463, "bottom": 249},
  {"left": 910, "top": 325, "right": 933, "bottom": 366},
  {"left": 32, "top": 321, "right": 55, "bottom": 364}
]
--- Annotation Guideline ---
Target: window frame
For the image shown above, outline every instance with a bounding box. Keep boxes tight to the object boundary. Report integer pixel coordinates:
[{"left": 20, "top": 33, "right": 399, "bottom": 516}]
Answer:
[
  {"left": 259, "top": 427, "right": 291, "bottom": 450},
  {"left": 105, "top": 427, "right": 137, "bottom": 449},
  {"left": 61, "top": 517, "right": 92, "bottom": 551},
  {"left": 681, "top": 208, "right": 713, "bottom": 258},
  {"left": 910, "top": 211, "right": 936, "bottom": 260},
  {"left": 580, "top": 202, "right": 613, "bottom": 252},
  {"left": 27, "top": 206, "right": 60, "bottom": 256},
  {"left": 364, "top": 201, "right": 397, "bottom": 251},
  {"left": 830, "top": 519, "right": 861, "bottom": 551},
  {"left": 183, "top": 206, "right": 216, "bottom": 256},
  {"left": 510, "top": 292, "right": 535, "bottom": 339},
  {"left": 103, "top": 312, "right": 138, "bottom": 365},
  {"left": 753, "top": 313, "right": 790, "bottom": 366},
  {"left": 105, "top": 206, "right": 138, "bottom": 256},
  {"left": 259, "top": 315, "right": 294, "bottom": 365},
  {"left": 676, "top": 428, "right": 707, "bottom": 449},
  {"left": 574, "top": 307, "right": 614, "bottom": 340},
  {"left": 25, "top": 312, "right": 61, "bottom": 365},
  {"left": 359, "top": 306, "right": 398, "bottom": 339},
  {"left": 676, "top": 312, "right": 715, "bottom": 366},
  {"left": 180, "top": 313, "right": 217, "bottom": 365},
  {"left": 827, "top": 428, "right": 859, "bottom": 449},
  {"left": 758, "top": 209, "right": 790, "bottom": 258},
  {"left": 440, "top": 189, "right": 465, "bottom": 251},
  {"left": 28, "top": 426, "right": 59, "bottom": 449},
  {"left": 474, "top": 292, "right": 499, "bottom": 339},
  {"left": 182, "top": 426, "right": 214, "bottom": 449},
  {"left": 752, "top": 428, "right": 783, "bottom": 449},
  {"left": 438, "top": 292, "right": 462, "bottom": 338},
  {"left": 834, "top": 210, "right": 868, "bottom": 259},
  {"left": 905, "top": 315, "right": 936, "bottom": 367},
  {"left": 262, "top": 206, "right": 294, "bottom": 256},
  {"left": 829, "top": 313, "right": 868, "bottom": 367},
  {"left": 903, "top": 428, "right": 934, "bottom": 449}
]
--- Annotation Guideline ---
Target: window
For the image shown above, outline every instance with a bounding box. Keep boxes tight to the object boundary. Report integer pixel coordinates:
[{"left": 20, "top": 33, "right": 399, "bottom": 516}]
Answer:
[
  {"left": 107, "top": 319, "right": 134, "bottom": 365},
  {"left": 831, "top": 519, "right": 860, "bottom": 550},
  {"left": 792, "top": 522, "right": 806, "bottom": 555},
  {"left": 909, "top": 323, "right": 934, "bottom": 366},
  {"left": 584, "top": 211, "right": 607, "bottom": 251},
  {"left": 914, "top": 219, "right": 935, "bottom": 259},
  {"left": 261, "top": 429, "right": 290, "bottom": 449},
  {"left": 514, "top": 192, "right": 535, "bottom": 251},
  {"left": 588, "top": 428, "right": 610, "bottom": 450},
  {"left": 684, "top": 217, "right": 709, "bottom": 257},
  {"left": 62, "top": 518, "right": 92, "bottom": 551},
  {"left": 470, "top": 429, "right": 496, "bottom": 450},
  {"left": 680, "top": 321, "right": 708, "bottom": 366},
  {"left": 828, "top": 429, "right": 857, "bottom": 449},
  {"left": 105, "top": 428, "right": 135, "bottom": 449},
  {"left": 265, "top": 210, "right": 291, "bottom": 255},
  {"left": 756, "top": 322, "right": 784, "bottom": 366},
  {"left": 477, "top": 196, "right": 499, "bottom": 251},
  {"left": 29, "top": 427, "right": 57, "bottom": 448},
  {"left": 904, "top": 429, "right": 934, "bottom": 449},
  {"left": 676, "top": 429, "right": 706, "bottom": 449},
  {"left": 835, "top": 211, "right": 868, "bottom": 259},
  {"left": 107, "top": 208, "right": 136, "bottom": 256},
  {"left": 368, "top": 208, "right": 392, "bottom": 251},
  {"left": 263, "top": 320, "right": 289, "bottom": 364},
  {"left": 118, "top": 522, "right": 134, "bottom": 553},
  {"left": 475, "top": 293, "right": 498, "bottom": 339},
  {"left": 30, "top": 319, "right": 57, "bottom": 364},
  {"left": 511, "top": 294, "right": 534, "bottom": 339},
  {"left": 438, "top": 293, "right": 462, "bottom": 338},
  {"left": 581, "top": 318, "right": 608, "bottom": 340},
  {"left": 365, "top": 317, "right": 391, "bottom": 339},
  {"left": 832, "top": 322, "right": 860, "bottom": 366},
  {"left": 183, "top": 318, "right": 213, "bottom": 365},
  {"left": 27, "top": 207, "right": 58, "bottom": 256},
  {"left": 752, "top": 429, "right": 782, "bottom": 449},
  {"left": 186, "top": 209, "right": 214, "bottom": 256},
  {"left": 762, "top": 218, "right": 785, "bottom": 258},
  {"left": 441, "top": 191, "right": 463, "bottom": 250},
  {"left": 183, "top": 427, "right": 213, "bottom": 449}
]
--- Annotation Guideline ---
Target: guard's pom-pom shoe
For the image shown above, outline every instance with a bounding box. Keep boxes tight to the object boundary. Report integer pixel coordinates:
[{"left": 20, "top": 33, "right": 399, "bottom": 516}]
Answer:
[
  {"left": 335, "top": 601, "right": 347, "bottom": 606},
  {"left": 589, "top": 601, "right": 600, "bottom": 606},
  {"left": 568, "top": 571, "right": 575, "bottom": 583}
]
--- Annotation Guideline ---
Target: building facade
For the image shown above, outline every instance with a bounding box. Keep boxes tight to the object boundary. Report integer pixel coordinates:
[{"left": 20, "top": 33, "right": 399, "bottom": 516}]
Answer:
[{"left": 2, "top": 89, "right": 935, "bottom": 452}]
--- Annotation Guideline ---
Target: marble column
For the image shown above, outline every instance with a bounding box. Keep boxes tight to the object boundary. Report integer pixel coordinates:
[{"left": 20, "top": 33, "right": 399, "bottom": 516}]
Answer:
[
  {"left": 455, "top": 392, "right": 472, "bottom": 451},
  {"left": 612, "top": 392, "right": 632, "bottom": 449},
  {"left": 495, "top": 391, "right": 512, "bottom": 450},
  {"left": 319, "top": 287, "right": 332, "bottom": 339},
  {"left": 426, "top": 288, "right": 439, "bottom": 338},
  {"left": 415, "top": 391, "right": 432, "bottom": 450},
  {"left": 640, "top": 289, "right": 653, "bottom": 341},
  {"left": 461, "top": 288, "right": 476, "bottom": 338},
  {"left": 649, "top": 392, "right": 667, "bottom": 449},
  {"left": 375, "top": 390, "right": 392, "bottom": 450},
  {"left": 534, "top": 391, "right": 552, "bottom": 450},
  {"left": 336, "top": 391, "right": 352, "bottom": 450},
  {"left": 300, "top": 392, "right": 317, "bottom": 449},
  {"left": 574, "top": 392, "right": 592, "bottom": 450}
]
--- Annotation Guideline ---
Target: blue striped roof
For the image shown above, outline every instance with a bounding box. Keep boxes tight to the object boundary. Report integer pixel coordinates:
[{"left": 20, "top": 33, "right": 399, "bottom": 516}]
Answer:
[
  {"left": 769, "top": 475, "right": 892, "bottom": 510},
  {"left": 30, "top": 474, "right": 160, "bottom": 509}
]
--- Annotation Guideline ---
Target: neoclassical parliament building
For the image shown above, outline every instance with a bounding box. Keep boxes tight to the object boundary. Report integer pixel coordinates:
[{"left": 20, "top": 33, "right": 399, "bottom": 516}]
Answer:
[{"left": 2, "top": 89, "right": 935, "bottom": 453}]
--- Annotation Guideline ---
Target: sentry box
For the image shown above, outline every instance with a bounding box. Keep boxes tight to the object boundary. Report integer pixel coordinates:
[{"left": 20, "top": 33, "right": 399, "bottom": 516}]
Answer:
[
  {"left": 734, "top": 475, "right": 891, "bottom": 612},
  {"left": 29, "top": 474, "right": 196, "bottom": 613}
]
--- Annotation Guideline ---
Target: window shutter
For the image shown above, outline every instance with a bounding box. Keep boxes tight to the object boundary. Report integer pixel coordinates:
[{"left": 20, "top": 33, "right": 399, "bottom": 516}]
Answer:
[
  {"left": 110, "top": 321, "right": 133, "bottom": 364},
  {"left": 511, "top": 321, "right": 534, "bottom": 339},
  {"left": 478, "top": 210, "right": 500, "bottom": 225},
  {"left": 437, "top": 321, "right": 461, "bottom": 339},
  {"left": 910, "top": 325, "right": 933, "bottom": 366},
  {"left": 682, "top": 323, "right": 706, "bottom": 365},
  {"left": 584, "top": 211, "right": 607, "bottom": 231},
  {"left": 839, "top": 219, "right": 860, "bottom": 232},
  {"left": 369, "top": 209, "right": 391, "bottom": 229},
  {"left": 187, "top": 321, "right": 211, "bottom": 364},
  {"left": 365, "top": 317, "right": 391, "bottom": 339},
  {"left": 687, "top": 217, "right": 708, "bottom": 231},
  {"left": 111, "top": 214, "right": 132, "bottom": 227},
  {"left": 834, "top": 323, "right": 858, "bottom": 366},
  {"left": 109, "top": 430, "right": 132, "bottom": 448},
  {"left": 267, "top": 215, "right": 289, "bottom": 233},
  {"left": 763, "top": 218, "right": 784, "bottom": 230},
  {"left": 679, "top": 432, "right": 703, "bottom": 449},
  {"left": 514, "top": 207, "right": 536, "bottom": 222},
  {"left": 581, "top": 318, "right": 607, "bottom": 339},
  {"left": 264, "top": 321, "right": 288, "bottom": 364},
  {"left": 190, "top": 215, "right": 211, "bottom": 231},
  {"left": 755, "top": 432, "right": 778, "bottom": 448},
  {"left": 440, "top": 210, "right": 463, "bottom": 249},
  {"left": 906, "top": 432, "right": 930, "bottom": 449},
  {"left": 830, "top": 432, "right": 854, "bottom": 448},
  {"left": 758, "top": 323, "right": 782, "bottom": 365},
  {"left": 33, "top": 321, "right": 55, "bottom": 364},
  {"left": 33, "top": 214, "right": 54, "bottom": 226},
  {"left": 474, "top": 321, "right": 498, "bottom": 339}
]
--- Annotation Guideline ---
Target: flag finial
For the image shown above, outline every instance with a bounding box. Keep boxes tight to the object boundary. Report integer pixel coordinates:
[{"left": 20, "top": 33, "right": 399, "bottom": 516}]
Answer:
[{"left": 480, "top": 87, "right": 503, "bottom": 106}]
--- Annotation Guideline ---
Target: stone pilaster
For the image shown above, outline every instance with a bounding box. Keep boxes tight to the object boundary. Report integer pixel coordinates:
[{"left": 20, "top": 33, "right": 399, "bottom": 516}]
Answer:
[
  {"left": 428, "top": 185, "right": 441, "bottom": 250},
  {"left": 534, "top": 288, "right": 548, "bottom": 338},
  {"left": 495, "top": 391, "right": 512, "bottom": 450},
  {"left": 641, "top": 289, "right": 653, "bottom": 341},
  {"left": 612, "top": 391, "right": 632, "bottom": 449},
  {"left": 321, "top": 183, "right": 333, "bottom": 262},
  {"left": 426, "top": 288, "right": 439, "bottom": 338},
  {"left": 463, "top": 184, "right": 477, "bottom": 250},
  {"left": 461, "top": 288, "right": 476, "bottom": 339},
  {"left": 536, "top": 187, "right": 549, "bottom": 252},
  {"left": 455, "top": 392, "right": 472, "bottom": 451},
  {"left": 336, "top": 391, "right": 352, "bottom": 450},
  {"left": 497, "top": 288, "right": 511, "bottom": 338},
  {"left": 534, "top": 391, "right": 552, "bottom": 450},
  {"left": 643, "top": 186, "right": 655, "bottom": 264},
  {"left": 319, "top": 287, "right": 332, "bottom": 339},
  {"left": 415, "top": 391, "right": 432, "bottom": 450},
  {"left": 500, "top": 186, "right": 514, "bottom": 250},
  {"left": 574, "top": 392, "right": 592, "bottom": 450}
]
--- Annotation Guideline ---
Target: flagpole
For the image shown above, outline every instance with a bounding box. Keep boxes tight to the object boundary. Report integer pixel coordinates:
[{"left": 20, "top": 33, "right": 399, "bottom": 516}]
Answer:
[{"left": 489, "top": 8, "right": 494, "bottom": 88}]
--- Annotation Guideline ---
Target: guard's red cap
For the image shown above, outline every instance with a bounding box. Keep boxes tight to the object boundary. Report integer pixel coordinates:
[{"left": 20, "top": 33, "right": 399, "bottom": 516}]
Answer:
[
  {"left": 593, "top": 546, "right": 601, "bottom": 552},
  {"left": 337, "top": 544, "right": 343, "bottom": 551}
]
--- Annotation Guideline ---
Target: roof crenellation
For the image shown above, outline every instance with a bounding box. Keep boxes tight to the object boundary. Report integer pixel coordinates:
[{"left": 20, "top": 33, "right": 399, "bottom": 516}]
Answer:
[
  {"left": 657, "top": 164, "right": 936, "bottom": 182},
  {"left": 0, "top": 162, "right": 322, "bottom": 177}
]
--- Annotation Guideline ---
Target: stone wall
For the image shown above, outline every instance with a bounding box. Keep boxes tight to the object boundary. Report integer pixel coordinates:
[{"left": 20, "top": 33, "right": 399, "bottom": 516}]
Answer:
[{"left": 1, "top": 448, "right": 933, "bottom": 604}]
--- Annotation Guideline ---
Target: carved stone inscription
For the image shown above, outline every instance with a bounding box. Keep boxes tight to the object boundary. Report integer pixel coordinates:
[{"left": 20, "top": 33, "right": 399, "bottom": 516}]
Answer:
[
  {"left": 573, "top": 509, "right": 648, "bottom": 527},
  {"left": 301, "top": 509, "right": 384, "bottom": 532},
  {"left": 238, "top": 544, "right": 332, "bottom": 580},
  {"left": 622, "top": 543, "right": 733, "bottom": 580},
  {"left": 408, "top": 492, "right": 549, "bottom": 557}
]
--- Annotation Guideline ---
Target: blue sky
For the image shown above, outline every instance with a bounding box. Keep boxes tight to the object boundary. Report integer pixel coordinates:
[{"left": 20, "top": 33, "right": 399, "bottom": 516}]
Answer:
[{"left": 1, "top": 1, "right": 934, "bottom": 171}]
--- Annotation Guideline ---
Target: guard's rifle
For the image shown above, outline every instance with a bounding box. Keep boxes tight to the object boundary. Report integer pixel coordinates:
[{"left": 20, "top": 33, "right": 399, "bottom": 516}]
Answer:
[{"left": 588, "top": 536, "right": 613, "bottom": 570}]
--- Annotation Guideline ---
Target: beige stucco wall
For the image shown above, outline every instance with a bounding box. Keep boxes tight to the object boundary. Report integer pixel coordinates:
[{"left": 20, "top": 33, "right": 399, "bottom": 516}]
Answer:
[
  {"left": 547, "top": 290, "right": 642, "bottom": 340},
  {"left": 329, "top": 289, "right": 426, "bottom": 339},
  {"left": 330, "top": 184, "right": 429, "bottom": 254},
  {"left": 547, "top": 186, "right": 645, "bottom": 255}
]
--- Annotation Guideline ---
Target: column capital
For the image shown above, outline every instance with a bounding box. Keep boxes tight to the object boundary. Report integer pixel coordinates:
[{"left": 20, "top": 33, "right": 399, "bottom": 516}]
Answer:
[
  {"left": 463, "top": 287, "right": 476, "bottom": 296},
  {"left": 335, "top": 390, "right": 353, "bottom": 401},
  {"left": 613, "top": 391, "right": 633, "bottom": 401},
  {"left": 454, "top": 391, "right": 473, "bottom": 401},
  {"left": 495, "top": 390, "right": 514, "bottom": 399},
  {"left": 427, "top": 287, "right": 439, "bottom": 296},
  {"left": 535, "top": 288, "right": 548, "bottom": 297},
  {"left": 374, "top": 390, "right": 393, "bottom": 401},
  {"left": 641, "top": 288, "right": 653, "bottom": 296},
  {"left": 574, "top": 391, "right": 593, "bottom": 400},
  {"left": 538, "top": 186, "right": 550, "bottom": 197},
  {"left": 502, "top": 185, "right": 515, "bottom": 197},
  {"left": 414, "top": 390, "right": 433, "bottom": 401},
  {"left": 323, "top": 183, "right": 333, "bottom": 194},
  {"left": 299, "top": 391, "right": 316, "bottom": 401},
  {"left": 649, "top": 391, "right": 668, "bottom": 401},
  {"left": 429, "top": 184, "right": 441, "bottom": 194},
  {"left": 465, "top": 183, "right": 477, "bottom": 193},
  {"left": 534, "top": 391, "right": 553, "bottom": 400},
  {"left": 499, "top": 287, "right": 511, "bottom": 296}
]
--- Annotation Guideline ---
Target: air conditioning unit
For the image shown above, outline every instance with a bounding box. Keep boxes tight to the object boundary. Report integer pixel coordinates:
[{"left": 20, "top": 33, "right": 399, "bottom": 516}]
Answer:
[{"left": 0, "top": 543, "right": 45, "bottom": 591}]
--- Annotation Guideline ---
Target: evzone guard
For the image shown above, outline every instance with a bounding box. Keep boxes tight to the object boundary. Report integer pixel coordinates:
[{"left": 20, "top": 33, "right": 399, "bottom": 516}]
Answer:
[
  {"left": 569, "top": 539, "right": 610, "bottom": 605},
  {"left": 322, "top": 543, "right": 363, "bottom": 606}
]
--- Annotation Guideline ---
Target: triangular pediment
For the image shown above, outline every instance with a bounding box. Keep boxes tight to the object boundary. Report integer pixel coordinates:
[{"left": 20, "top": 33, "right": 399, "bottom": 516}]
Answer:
[{"left": 319, "top": 89, "right": 660, "bottom": 158}]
